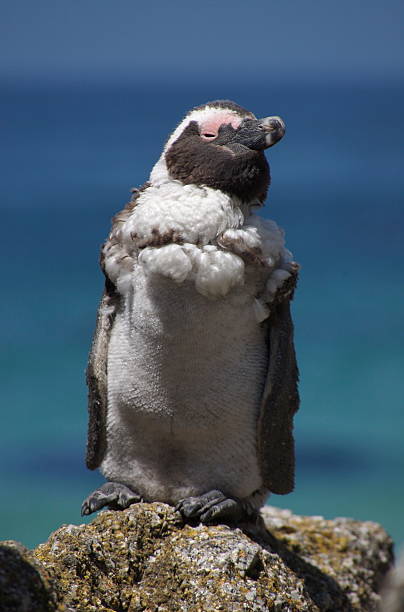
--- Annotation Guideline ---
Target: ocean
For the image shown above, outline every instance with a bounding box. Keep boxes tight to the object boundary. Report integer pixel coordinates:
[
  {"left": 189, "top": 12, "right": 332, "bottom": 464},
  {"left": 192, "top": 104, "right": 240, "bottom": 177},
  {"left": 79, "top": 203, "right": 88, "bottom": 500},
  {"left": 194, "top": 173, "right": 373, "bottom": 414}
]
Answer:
[{"left": 1, "top": 77, "right": 403, "bottom": 549}]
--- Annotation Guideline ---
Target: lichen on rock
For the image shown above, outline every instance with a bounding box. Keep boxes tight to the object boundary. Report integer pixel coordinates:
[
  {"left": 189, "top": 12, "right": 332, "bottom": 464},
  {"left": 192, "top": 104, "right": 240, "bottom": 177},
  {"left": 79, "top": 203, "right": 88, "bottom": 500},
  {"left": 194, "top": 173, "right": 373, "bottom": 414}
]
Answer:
[{"left": 0, "top": 503, "right": 394, "bottom": 611}]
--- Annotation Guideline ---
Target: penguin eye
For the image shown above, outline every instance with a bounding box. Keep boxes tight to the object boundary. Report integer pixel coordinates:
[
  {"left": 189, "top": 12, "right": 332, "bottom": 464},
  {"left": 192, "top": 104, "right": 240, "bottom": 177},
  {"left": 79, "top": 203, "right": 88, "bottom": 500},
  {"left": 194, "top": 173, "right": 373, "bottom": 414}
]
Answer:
[{"left": 201, "top": 133, "right": 216, "bottom": 139}]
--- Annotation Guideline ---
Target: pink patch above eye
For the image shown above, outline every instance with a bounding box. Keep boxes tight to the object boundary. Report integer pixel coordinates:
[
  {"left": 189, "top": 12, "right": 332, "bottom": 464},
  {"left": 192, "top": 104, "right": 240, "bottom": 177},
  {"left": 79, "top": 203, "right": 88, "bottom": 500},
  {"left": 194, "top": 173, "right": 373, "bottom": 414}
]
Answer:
[{"left": 200, "top": 112, "right": 242, "bottom": 139}]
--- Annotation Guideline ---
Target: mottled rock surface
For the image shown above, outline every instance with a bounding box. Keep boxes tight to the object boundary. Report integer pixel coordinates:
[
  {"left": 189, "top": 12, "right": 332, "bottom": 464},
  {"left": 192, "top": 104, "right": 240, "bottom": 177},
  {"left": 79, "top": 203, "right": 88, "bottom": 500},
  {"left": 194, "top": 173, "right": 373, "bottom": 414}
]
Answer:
[{"left": 0, "top": 503, "right": 393, "bottom": 611}]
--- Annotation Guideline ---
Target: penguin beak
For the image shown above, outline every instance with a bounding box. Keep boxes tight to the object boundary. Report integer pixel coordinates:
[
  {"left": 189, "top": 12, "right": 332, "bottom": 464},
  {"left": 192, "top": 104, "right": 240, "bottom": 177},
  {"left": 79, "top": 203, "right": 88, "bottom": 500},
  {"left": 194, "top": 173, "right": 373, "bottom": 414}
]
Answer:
[{"left": 258, "top": 116, "right": 286, "bottom": 148}]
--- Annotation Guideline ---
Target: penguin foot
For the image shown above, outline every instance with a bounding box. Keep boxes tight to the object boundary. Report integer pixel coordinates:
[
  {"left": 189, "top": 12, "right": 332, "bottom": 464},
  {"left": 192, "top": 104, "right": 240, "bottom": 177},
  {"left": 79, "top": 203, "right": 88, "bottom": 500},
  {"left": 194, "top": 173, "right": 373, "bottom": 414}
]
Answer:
[
  {"left": 81, "top": 482, "right": 141, "bottom": 516},
  {"left": 175, "top": 489, "right": 245, "bottom": 524}
]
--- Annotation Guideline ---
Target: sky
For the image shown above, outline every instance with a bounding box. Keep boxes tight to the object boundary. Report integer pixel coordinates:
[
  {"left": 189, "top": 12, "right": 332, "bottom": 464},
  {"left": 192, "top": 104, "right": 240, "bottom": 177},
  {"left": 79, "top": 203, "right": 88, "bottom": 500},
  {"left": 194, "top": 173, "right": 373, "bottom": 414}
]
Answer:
[{"left": 1, "top": 0, "right": 403, "bottom": 82}]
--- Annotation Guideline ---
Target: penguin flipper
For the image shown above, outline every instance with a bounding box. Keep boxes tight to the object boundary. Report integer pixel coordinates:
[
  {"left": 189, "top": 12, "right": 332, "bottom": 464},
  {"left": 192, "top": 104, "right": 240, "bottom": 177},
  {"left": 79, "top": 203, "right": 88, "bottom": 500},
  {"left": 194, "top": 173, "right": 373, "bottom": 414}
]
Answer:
[
  {"left": 258, "top": 297, "right": 300, "bottom": 495},
  {"left": 85, "top": 189, "right": 145, "bottom": 469},
  {"left": 85, "top": 286, "right": 117, "bottom": 470}
]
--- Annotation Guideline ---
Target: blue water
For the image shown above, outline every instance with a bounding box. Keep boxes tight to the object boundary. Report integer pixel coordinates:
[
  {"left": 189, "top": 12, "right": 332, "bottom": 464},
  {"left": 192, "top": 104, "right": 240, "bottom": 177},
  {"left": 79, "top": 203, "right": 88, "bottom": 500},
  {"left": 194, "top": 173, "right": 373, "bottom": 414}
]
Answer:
[{"left": 1, "top": 77, "right": 403, "bottom": 549}]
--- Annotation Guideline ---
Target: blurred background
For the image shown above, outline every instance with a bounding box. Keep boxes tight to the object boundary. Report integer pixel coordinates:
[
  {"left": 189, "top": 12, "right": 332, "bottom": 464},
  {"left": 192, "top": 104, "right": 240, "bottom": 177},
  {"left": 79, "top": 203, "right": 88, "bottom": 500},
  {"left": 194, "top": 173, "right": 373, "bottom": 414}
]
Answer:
[{"left": 1, "top": 0, "right": 403, "bottom": 550}]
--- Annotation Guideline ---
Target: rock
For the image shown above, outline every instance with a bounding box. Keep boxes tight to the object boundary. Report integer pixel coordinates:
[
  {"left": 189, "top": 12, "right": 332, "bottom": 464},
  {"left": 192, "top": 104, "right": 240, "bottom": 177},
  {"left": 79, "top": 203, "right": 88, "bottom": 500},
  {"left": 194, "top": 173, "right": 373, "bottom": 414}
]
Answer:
[
  {"left": 0, "top": 503, "right": 393, "bottom": 611},
  {"left": 0, "top": 541, "right": 58, "bottom": 612}
]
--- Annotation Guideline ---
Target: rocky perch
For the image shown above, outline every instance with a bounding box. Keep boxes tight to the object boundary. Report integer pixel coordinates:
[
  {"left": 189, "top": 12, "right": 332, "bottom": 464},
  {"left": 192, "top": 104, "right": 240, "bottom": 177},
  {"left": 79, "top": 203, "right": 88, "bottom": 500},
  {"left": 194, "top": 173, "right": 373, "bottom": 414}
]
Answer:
[{"left": 0, "top": 504, "right": 393, "bottom": 611}]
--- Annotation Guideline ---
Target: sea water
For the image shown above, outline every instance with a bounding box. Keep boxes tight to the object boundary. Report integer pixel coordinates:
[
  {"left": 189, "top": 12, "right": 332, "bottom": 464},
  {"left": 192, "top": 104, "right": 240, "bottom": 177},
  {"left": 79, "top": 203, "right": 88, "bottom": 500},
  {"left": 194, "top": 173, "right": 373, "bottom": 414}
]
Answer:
[{"left": 1, "top": 77, "right": 403, "bottom": 549}]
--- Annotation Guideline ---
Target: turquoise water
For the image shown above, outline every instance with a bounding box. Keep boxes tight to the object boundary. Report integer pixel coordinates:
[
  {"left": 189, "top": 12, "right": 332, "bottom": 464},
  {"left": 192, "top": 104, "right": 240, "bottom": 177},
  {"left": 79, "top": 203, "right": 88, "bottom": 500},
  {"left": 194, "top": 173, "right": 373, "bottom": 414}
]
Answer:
[{"left": 1, "top": 78, "right": 403, "bottom": 549}]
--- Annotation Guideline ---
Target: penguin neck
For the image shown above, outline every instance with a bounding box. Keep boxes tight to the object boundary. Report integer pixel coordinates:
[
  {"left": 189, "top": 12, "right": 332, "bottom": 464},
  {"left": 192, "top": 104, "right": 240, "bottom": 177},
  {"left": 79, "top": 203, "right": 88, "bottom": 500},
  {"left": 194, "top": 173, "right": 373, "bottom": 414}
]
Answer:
[{"left": 149, "top": 154, "right": 260, "bottom": 217}]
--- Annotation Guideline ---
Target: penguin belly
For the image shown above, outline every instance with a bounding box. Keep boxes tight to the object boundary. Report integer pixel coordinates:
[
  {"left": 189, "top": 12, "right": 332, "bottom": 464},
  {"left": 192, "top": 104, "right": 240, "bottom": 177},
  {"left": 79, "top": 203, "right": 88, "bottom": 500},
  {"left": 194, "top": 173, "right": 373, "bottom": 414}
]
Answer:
[{"left": 101, "top": 269, "right": 268, "bottom": 504}]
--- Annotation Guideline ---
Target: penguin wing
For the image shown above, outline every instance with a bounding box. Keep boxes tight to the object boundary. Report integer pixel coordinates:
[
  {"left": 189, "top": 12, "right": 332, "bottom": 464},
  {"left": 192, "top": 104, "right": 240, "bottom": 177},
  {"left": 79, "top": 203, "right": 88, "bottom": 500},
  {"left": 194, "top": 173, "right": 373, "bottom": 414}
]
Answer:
[
  {"left": 257, "top": 294, "right": 300, "bottom": 495},
  {"left": 85, "top": 285, "right": 117, "bottom": 469},
  {"left": 85, "top": 189, "right": 146, "bottom": 469}
]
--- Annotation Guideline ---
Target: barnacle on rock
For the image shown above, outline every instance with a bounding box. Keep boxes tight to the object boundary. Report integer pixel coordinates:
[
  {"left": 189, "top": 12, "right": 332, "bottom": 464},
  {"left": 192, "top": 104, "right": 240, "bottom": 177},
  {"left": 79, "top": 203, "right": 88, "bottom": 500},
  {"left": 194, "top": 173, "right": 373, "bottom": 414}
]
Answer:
[{"left": 0, "top": 504, "right": 393, "bottom": 611}]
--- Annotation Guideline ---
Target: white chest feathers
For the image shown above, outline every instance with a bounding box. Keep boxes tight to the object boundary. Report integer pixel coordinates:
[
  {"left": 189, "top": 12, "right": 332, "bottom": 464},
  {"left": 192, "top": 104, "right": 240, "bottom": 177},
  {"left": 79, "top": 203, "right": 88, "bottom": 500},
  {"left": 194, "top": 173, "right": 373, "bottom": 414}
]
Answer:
[
  {"left": 104, "top": 181, "right": 293, "bottom": 311},
  {"left": 128, "top": 182, "right": 245, "bottom": 246}
]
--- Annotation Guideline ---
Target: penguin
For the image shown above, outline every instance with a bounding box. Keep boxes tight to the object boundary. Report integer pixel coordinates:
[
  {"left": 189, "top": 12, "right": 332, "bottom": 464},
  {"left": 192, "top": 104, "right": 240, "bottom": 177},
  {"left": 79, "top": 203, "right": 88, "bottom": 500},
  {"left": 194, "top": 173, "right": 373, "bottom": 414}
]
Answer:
[{"left": 81, "top": 100, "right": 299, "bottom": 524}]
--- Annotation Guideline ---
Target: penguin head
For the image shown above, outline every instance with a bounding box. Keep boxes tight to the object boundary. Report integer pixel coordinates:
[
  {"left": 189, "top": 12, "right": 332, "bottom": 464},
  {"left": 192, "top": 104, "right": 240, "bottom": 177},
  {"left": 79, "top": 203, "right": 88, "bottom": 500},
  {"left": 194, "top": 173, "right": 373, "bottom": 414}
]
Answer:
[{"left": 150, "top": 100, "right": 285, "bottom": 204}]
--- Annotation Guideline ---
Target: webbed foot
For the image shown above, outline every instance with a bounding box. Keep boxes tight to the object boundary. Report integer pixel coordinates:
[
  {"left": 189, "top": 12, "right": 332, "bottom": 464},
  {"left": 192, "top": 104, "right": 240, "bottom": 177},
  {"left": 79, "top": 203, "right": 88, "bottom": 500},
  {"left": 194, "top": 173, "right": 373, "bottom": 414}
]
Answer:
[
  {"left": 175, "top": 489, "right": 248, "bottom": 524},
  {"left": 81, "top": 482, "right": 141, "bottom": 516}
]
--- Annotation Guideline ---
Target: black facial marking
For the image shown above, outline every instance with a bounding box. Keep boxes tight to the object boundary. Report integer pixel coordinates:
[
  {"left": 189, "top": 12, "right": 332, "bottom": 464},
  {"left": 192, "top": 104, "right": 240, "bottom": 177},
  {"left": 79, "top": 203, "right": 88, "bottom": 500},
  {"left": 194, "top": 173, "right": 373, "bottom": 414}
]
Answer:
[
  {"left": 165, "top": 120, "right": 270, "bottom": 202},
  {"left": 231, "top": 119, "right": 269, "bottom": 151},
  {"left": 213, "top": 123, "right": 238, "bottom": 145}
]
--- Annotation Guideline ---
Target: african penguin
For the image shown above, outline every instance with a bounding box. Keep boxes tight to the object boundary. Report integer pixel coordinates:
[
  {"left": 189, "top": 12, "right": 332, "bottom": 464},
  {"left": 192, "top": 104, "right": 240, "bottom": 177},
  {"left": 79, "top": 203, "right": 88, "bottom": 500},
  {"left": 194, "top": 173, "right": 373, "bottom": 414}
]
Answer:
[{"left": 81, "top": 100, "right": 299, "bottom": 524}]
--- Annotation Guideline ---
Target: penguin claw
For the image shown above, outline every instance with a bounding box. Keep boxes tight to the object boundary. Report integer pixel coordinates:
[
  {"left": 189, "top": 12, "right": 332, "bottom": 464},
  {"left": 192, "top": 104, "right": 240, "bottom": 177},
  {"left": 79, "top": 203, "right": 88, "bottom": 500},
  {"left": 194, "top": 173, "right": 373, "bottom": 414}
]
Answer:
[
  {"left": 200, "top": 498, "right": 243, "bottom": 524},
  {"left": 81, "top": 482, "right": 141, "bottom": 516},
  {"left": 175, "top": 491, "right": 223, "bottom": 518},
  {"left": 176, "top": 489, "right": 245, "bottom": 524}
]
